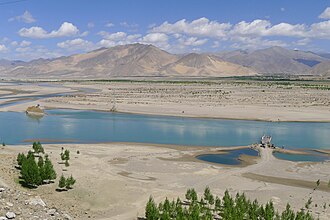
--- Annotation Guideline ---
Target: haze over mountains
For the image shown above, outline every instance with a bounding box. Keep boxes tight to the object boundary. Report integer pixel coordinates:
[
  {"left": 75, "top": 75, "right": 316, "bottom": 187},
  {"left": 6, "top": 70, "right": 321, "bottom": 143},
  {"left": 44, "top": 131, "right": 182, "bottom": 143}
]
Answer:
[{"left": 0, "top": 43, "right": 329, "bottom": 79}]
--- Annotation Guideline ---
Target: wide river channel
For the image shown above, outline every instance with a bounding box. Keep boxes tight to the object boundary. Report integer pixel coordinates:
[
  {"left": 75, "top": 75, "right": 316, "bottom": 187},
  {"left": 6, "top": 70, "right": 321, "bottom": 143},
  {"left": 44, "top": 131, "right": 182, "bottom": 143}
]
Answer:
[{"left": 0, "top": 109, "right": 329, "bottom": 150}]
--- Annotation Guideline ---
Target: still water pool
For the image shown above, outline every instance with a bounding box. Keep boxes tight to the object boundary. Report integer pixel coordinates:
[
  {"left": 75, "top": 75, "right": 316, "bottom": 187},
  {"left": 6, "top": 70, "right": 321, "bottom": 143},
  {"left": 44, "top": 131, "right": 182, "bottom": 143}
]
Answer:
[{"left": 196, "top": 148, "right": 259, "bottom": 165}]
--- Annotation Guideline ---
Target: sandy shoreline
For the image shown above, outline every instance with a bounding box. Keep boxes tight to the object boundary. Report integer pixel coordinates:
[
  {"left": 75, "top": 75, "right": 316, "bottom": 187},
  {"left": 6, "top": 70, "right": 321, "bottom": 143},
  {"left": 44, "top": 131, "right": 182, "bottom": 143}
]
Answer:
[{"left": 0, "top": 143, "right": 329, "bottom": 219}]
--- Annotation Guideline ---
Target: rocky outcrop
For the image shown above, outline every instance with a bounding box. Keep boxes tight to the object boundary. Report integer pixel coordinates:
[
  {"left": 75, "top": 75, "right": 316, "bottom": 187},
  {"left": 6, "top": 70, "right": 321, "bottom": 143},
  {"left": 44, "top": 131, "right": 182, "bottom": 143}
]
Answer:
[{"left": 0, "top": 187, "right": 72, "bottom": 219}]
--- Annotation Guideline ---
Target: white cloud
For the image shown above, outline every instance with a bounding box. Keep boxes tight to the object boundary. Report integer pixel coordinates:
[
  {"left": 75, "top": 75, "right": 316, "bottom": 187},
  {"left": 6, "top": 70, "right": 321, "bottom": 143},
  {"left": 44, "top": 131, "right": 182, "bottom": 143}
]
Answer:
[
  {"left": 149, "top": 16, "right": 330, "bottom": 50},
  {"left": 120, "top": 22, "right": 138, "bottom": 28},
  {"left": 319, "top": 7, "right": 330, "bottom": 19},
  {"left": 310, "top": 20, "right": 330, "bottom": 39},
  {"left": 0, "top": 44, "right": 7, "bottom": 52},
  {"left": 16, "top": 47, "right": 31, "bottom": 53},
  {"left": 19, "top": 22, "right": 79, "bottom": 39},
  {"left": 57, "top": 38, "right": 95, "bottom": 51},
  {"left": 10, "top": 41, "right": 18, "bottom": 46},
  {"left": 105, "top": 22, "right": 114, "bottom": 27},
  {"left": 98, "top": 31, "right": 141, "bottom": 47},
  {"left": 140, "top": 33, "right": 169, "bottom": 49},
  {"left": 295, "top": 38, "right": 311, "bottom": 46},
  {"left": 230, "top": 20, "right": 306, "bottom": 37},
  {"left": 87, "top": 22, "right": 95, "bottom": 28},
  {"left": 119, "top": 22, "right": 139, "bottom": 32},
  {"left": 212, "top": 41, "right": 220, "bottom": 48},
  {"left": 20, "top": 40, "right": 31, "bottom": 47},
  {"left": 13, "top": 45, "right": 64, "bottom": 61},
  {"left": 151, "top": 17, "right": 231, "bottom": 38},
  {"left": 97, "top": 31, "right": 170, "bottom": 49},
  {"left": 267, "top": 23, "right": 306, "bottom": 37},
  {"left": 179, "top": 37, "right": 208, "bottom": 46},
  {"left": 80, "top": 31, "right": 89, "bottom": 37},
  {"left": 9, "top": 11, "right": 36, "bottom": 23},
  {"left": 141, "top": 33, "right": 168, "bottom": 43},
  {"left": 231, "top": 36, "right": 287, "bottom": 49}
]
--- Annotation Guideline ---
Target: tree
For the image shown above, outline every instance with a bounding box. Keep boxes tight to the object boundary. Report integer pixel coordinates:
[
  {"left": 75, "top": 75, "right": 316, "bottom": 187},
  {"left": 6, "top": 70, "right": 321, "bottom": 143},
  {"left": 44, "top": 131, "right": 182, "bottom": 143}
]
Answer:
[
  {"left": 146, "top": 196, "right": 159, "bottom": 220},
  {"left": 16, "top": 153, "right": 26, "bottom": 167},
  {"left": 215, "top": 196, "right": 221, "bottom": 213},
  {"left": 185, "top": 188, "right": 197, "bottom": 204},
  {"left": 58, "top": 174, "right": 66, "bottom": 189},
  {"left": 61, "top": 149, "right": 70, "bottom": 161},
  {"left": 37, "top": 156, "right": 45, "bottom": 182},
  {"left": 37, "top": 156, "right": 44, "bottom": 168},
  {"left": 65, "top": 175, "right": 76, "bottom": 189},
  {"left": 305, "top": 197, "right": 312, "bottom": 210},
  {"left": 32, "top": 141, "right": 44, "bottom": 155},
  {"left": 204, "top": 186, "right": 214, "bottom": 206},
  {"left": 281, "top": 204, "right": 295, "bottom": 219},
  {"left": 44, "top": 155, "right": 57, "bottom": 181},
  {"left": 21, "top": 154, "right": 41, "bottom": 186}
]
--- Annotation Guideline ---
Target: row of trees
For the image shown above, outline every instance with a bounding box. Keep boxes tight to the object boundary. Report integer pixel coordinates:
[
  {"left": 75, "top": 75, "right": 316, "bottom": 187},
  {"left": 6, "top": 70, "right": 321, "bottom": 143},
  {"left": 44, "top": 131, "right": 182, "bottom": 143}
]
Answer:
[{"left": 145, "top": 187, "right": 315, "bottom": 220}]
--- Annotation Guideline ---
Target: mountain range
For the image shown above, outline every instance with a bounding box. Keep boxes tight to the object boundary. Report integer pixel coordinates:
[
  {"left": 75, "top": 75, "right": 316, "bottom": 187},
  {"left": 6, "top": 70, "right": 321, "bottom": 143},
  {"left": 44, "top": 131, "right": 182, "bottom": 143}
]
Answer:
[{"left": 0, "top": 43, "right": 329, "bottom": 79}]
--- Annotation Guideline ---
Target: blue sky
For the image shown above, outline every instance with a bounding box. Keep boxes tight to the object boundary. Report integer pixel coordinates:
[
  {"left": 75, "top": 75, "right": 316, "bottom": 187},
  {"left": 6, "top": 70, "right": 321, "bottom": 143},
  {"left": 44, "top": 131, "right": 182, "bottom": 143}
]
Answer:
[{"left": 0, "top": 0, "right": 330, "bottom": 60}]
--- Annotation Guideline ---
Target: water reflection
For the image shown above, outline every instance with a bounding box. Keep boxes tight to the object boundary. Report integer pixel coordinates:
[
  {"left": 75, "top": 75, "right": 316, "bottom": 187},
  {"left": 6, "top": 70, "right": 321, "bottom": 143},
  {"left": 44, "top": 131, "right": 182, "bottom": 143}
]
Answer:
[{"left": 26, "top": 113, "right": 44, "bottom": 122}]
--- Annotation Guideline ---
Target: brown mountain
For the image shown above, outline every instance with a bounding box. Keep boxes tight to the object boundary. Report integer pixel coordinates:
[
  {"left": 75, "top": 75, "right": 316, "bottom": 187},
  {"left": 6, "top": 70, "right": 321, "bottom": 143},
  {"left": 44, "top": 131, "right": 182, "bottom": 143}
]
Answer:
[
  {"left": 0, "top": 44, "right": 256, "bottom": 79},
  {"left": 163, "top": 53, "right": 256, "bottom": 76},
  {"left": 216, "top": 46, "right": 328, "bottom": 75},
  {"left": 311, "top": 61, "right": 330, "bottom": 76},
  {"left": 2, "top": 44, "right": 330, "bottom": 78}
]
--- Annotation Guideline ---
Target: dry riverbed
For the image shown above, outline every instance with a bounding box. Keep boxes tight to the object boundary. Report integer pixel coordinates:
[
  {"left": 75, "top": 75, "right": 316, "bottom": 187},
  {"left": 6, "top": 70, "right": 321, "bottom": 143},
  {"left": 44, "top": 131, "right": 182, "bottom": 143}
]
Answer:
[{"left": 0, "top": 143, "right": 329, "bottom": 220}]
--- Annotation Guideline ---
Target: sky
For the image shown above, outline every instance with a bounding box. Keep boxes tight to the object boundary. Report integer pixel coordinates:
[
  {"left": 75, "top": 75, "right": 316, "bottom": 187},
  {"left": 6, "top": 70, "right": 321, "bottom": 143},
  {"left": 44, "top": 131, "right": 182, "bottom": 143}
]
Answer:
[{"left": 0, "top": 0, "right": 330, "bottom": 61}]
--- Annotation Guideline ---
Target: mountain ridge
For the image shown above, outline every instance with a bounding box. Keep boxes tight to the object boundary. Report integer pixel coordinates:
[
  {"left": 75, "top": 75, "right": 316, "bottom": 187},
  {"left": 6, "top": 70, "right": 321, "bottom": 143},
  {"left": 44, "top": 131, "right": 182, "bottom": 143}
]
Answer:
[{"left": 0, "top": 44, "right": 329, "bottom": 78}]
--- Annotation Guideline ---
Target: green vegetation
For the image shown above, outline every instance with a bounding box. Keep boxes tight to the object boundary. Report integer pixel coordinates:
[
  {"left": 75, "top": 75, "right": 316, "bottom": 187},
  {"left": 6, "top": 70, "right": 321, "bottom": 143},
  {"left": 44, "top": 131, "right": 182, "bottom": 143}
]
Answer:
[
  {"left": 16, "top": 143, "right": 56, "bottom": 188},
  {"left": 58, "top": 174, "right": 76, "bottom": 191},
  {"left": 32, "top": 141, "right": 44, "bottom": 155},
  {"left": 145, "top": 187, "right": 315, "bottom": 220},
  {"left": 60, "top": 149, "right": 70, "bottom": 166}
]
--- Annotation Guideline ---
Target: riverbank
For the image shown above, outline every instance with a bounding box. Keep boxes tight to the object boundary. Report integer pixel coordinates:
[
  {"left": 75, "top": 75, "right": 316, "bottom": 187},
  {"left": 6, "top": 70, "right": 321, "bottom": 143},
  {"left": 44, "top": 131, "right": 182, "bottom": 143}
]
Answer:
[
  {"left": 0, "top": 143, "right": 329, "bottom": 219},
  {"left": 0, "top": 80, "right": 330, "bottom": 122}
]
